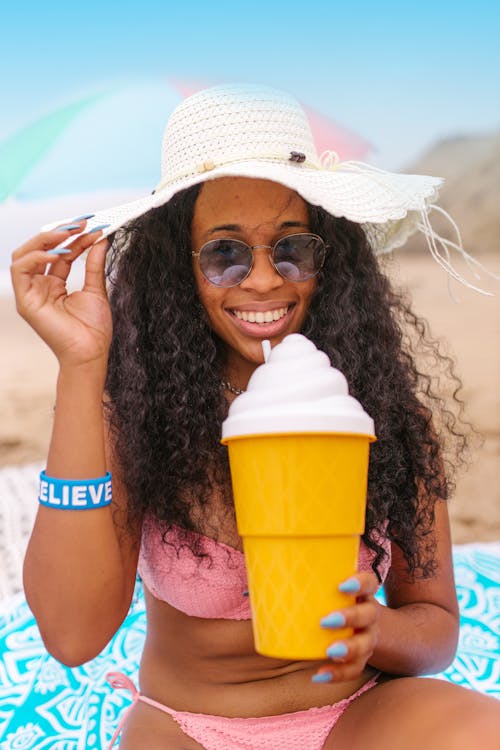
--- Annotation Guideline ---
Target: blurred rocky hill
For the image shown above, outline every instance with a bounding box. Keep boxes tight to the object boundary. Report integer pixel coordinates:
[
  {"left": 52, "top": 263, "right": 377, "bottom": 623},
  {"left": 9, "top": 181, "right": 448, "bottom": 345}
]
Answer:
[{"left": 403, "top": 130, "right": 500, "bottom": 255}]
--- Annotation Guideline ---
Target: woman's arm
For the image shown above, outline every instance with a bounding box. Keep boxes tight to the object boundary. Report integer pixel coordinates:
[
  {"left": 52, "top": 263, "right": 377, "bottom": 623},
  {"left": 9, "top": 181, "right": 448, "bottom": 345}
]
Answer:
[
  {"left": 23, "top": 371, "right": 141, "bottom": 666},
  {"left": 12, "top": 224, "right": 140, "bottom": 666},
  {"left": 316, "top": 500, "right": 459, "bottom": 681},
  {"left": 371, "top": 499, "right": 459, "bottom": 674}
]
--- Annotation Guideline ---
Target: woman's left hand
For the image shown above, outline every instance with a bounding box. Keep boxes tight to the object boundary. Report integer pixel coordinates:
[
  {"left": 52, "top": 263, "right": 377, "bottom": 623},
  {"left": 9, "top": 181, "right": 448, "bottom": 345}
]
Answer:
[{"left": 312, "top": 571, "right": 381, "bottom": 684}]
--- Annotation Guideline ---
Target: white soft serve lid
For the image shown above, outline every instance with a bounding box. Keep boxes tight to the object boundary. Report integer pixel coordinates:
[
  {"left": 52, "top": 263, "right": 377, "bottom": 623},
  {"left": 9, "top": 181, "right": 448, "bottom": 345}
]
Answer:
[{"left": 222, "top": 334, "right": 375, "bottom": 439}]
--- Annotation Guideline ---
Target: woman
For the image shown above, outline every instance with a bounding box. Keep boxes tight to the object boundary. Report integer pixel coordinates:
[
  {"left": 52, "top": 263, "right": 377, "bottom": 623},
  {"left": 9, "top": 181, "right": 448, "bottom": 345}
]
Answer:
[{"left": 11, "top": 85, "right": 499, "bottom": 749}]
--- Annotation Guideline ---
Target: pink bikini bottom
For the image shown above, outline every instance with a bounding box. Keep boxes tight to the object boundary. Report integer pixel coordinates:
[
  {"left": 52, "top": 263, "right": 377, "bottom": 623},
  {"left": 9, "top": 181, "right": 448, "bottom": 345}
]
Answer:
[{"left": 106, "top": 671, "right": 380, "bottom": 749}]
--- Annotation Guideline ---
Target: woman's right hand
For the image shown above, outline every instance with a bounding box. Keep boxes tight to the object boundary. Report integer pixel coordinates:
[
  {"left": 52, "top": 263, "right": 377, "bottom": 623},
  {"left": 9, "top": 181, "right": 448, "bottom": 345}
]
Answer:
[{"left": 10, "top": 222, "right": 112, "bottom": 371}]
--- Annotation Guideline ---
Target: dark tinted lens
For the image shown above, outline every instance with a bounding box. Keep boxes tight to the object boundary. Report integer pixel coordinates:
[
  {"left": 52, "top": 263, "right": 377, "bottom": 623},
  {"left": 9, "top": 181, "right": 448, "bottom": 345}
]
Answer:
[
  {"left": 273, "top": 234, "right": 325, "bottom": 281},
  {"left": 199, "top": 239, "right": 252, "bottom": 287}
]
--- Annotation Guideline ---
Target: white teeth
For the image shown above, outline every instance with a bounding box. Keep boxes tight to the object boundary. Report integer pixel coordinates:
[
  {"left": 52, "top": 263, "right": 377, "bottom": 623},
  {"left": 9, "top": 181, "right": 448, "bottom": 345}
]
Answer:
[{"left": 233, "top": 307, "right": 289, "bottom": 324}]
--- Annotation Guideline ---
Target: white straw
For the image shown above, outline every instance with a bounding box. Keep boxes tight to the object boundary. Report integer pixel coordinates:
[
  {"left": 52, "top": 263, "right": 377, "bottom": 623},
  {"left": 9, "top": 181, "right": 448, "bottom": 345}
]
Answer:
[{"left": 262, "top": 339, "right": 271, "bottom": 362}]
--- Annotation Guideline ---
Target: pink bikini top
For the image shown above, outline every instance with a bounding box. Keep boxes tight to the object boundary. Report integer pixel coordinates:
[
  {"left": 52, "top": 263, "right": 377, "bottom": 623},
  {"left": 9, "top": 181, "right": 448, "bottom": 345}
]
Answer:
[{"left": 138, "top": 519, "right": 391, "bottom": 620}]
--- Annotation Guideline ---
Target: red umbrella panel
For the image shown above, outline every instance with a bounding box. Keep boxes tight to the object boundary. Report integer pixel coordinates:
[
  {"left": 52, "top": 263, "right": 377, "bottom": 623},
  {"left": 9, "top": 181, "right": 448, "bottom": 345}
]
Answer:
[{"left": 169, "top": 78, "right": 372, "bottom": 161}]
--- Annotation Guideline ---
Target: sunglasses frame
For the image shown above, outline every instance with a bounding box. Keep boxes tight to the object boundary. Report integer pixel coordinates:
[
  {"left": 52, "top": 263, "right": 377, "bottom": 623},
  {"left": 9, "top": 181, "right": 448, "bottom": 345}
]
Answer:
[{"left": 192, "top": 232, "right": 328, "bottom": 288}]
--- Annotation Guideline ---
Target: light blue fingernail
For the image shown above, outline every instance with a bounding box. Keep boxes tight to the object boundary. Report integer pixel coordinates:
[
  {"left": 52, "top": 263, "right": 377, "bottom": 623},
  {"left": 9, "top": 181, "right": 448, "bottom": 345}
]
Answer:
[
  {"left": 326, "top": 642, "right": 348, "bottom": 658},
  {"left": 320, "top": 612, "right": 346, "bottom": 628},
  {"left": 339, "top": 577, "right": 361, "bottom": 593},
  {"left": 47, "top": 247, "right": 71, "bottom": 255},
  {"left": 89, "top": 224, "right": 111, "bottom": 234},
  {"left": 312, "top": 671, "right": 333, "bottom": 683},
  {"left": 56, "top": 224, "right": 81, "bottom": 232},
  {"left": 71, "top": 213, "right": 95, "bottom": 221}
]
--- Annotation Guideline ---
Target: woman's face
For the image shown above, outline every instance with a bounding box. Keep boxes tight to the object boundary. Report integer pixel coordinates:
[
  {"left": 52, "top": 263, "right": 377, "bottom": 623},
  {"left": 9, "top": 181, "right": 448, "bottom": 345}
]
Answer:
[{"left": 191, "top": 177, "right": 317, "bottom": 384}]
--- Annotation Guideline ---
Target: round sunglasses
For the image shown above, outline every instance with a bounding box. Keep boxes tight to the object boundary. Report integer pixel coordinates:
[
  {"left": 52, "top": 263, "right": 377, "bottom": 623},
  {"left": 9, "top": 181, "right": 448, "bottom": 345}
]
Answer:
[{"left": 192, "top": 233, "right": 327, "bottom": 288}]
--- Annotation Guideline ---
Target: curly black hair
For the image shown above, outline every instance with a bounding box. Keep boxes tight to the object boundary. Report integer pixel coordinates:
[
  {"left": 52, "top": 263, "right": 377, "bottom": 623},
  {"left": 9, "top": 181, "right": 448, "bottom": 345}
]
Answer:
[{"left": 104, "top": 184, "right": 468, "bottom": 581}]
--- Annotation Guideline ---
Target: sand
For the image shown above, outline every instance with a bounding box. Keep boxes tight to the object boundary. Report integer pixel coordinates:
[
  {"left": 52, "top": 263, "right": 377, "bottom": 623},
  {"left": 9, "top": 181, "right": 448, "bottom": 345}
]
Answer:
[{"left": 1, "top": 252, "right": 499, "bottom": 544}]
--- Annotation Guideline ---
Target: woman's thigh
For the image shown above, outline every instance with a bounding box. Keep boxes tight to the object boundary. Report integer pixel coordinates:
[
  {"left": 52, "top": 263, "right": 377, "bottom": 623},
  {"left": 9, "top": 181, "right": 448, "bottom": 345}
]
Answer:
[
  {"left": 117, "top": 700, "right": 206, "bottom": 750},
  {"left": 324, "top": 677, "right": 500, "bottom": 750}
]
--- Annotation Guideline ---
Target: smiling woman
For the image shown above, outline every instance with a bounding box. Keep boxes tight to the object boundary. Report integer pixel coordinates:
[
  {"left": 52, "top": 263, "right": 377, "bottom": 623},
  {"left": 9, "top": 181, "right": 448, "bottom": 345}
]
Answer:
[{"left": 9, "top": 84, "right": 500, "bottom": 750}]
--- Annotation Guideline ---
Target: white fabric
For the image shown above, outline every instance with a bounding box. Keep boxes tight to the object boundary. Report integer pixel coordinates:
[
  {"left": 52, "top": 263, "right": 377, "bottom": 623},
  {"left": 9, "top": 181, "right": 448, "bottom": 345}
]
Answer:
[{"left": 0, "top": 463, "right": 40, "bottom": 599}]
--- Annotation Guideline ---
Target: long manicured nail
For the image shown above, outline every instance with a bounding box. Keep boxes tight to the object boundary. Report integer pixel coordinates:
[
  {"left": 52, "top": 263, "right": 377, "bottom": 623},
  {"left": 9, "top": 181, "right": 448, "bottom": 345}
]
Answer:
[
  {"left": 320, "top": 612, "right": 346, "bottom": 628},
  {"left": 47, "top": 247, "right": 71, "bottom": 255},
  {"left": 312, "top": 671, "right": 333, "bottom": 683},
  {"left": 89, "top": 224, "right": 111, "bottom": 234},
  {"left": 326, "top": 642, "right": 348, "bottom": 658},
  {"left": 71, "top": 213, "right": 95, "bottom": 221},
  {"left": 56, "top": 223, "right": 81, "bottom": 232},
  {"left": 339, "top": 577, "right": 361, "bottom": 593}
]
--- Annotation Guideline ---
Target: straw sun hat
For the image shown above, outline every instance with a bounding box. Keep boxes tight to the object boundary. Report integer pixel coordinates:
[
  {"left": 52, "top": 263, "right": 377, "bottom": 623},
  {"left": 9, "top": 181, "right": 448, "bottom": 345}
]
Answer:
[{"left": 43, "top": 83, "right": 486, "bottom": 289}]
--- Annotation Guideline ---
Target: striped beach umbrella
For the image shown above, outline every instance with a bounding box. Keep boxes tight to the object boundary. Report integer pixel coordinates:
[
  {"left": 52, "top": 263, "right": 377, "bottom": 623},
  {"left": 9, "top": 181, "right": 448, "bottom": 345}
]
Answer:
[{"left": 0, "top": 79, "right": 371, "bottom": 288}]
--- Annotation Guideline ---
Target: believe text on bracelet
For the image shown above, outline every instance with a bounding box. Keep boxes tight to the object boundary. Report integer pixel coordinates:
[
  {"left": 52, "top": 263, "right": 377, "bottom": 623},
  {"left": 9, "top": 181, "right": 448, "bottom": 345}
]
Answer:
[{"left": 39, "top": 476, "right": 112, "bottom": 508}]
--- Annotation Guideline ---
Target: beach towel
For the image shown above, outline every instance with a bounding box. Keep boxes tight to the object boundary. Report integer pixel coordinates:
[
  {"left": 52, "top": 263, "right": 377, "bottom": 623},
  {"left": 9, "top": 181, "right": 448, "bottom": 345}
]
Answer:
[{"left": 0, "top": 543, "right": 498, "bottom": 748}]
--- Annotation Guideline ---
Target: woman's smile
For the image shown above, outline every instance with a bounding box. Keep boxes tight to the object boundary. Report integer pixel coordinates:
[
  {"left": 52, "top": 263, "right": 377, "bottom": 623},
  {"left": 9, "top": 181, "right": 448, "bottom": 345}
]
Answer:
[{"left": 226, "top": 301, "right": 296, "bottom": 338}]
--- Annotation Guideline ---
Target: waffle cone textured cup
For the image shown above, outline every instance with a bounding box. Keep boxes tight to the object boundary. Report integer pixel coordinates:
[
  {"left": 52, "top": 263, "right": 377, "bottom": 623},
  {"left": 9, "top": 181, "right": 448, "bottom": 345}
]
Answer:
[{"left": 222, "top": 431, "right": 375, "bottom": 660}]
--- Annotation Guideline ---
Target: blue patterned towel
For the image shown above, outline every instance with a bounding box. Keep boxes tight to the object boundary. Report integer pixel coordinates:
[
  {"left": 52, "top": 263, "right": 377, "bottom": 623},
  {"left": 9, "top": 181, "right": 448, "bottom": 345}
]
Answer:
[{"left": 1, "top": 543, "right": 498, "bottom": 748}]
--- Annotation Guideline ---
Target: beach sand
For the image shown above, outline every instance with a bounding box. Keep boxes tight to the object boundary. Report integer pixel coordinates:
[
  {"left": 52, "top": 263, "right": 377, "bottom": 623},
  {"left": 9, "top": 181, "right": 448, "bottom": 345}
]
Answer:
[{"left": 1, "top": 252, "right": 499, "bottom": 544}]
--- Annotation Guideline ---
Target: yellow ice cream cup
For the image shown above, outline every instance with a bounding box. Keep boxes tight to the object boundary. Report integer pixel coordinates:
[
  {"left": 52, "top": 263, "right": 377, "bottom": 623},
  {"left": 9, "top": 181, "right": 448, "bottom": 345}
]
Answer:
[{"left": 222, "top": 431, "right": 375, "bottom": 659}]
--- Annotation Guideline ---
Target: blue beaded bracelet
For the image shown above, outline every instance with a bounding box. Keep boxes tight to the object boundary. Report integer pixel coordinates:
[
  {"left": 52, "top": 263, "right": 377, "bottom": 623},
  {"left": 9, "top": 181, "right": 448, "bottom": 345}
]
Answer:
[{"left": 38, "top": 471, "right": 112, "bottom": 510}]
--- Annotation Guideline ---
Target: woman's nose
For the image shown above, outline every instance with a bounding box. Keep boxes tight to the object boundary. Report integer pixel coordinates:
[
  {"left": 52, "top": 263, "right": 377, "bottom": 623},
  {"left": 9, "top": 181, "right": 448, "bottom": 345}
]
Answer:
[{"left": 239, "top": 247, "right": 284, "bottom": 293}]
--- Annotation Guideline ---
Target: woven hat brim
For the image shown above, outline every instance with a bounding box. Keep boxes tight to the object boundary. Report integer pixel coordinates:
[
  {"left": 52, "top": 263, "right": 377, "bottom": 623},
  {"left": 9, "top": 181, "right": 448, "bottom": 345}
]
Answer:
[{"left": 42, "top": 160, "right": 442, "bottom": 254}]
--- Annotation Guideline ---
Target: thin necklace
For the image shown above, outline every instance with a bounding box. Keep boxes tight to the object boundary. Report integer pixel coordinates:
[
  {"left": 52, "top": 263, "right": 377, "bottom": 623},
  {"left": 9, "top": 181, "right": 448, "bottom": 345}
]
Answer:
[{"left": 221, "top": 380, "right": 246, "bottom": 396}]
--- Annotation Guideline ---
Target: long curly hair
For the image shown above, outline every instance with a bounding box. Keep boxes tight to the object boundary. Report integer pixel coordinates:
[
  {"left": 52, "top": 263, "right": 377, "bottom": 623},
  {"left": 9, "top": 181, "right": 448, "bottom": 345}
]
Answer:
[{"left": 105, "top": 184, "right": 469, "bottom": 580}]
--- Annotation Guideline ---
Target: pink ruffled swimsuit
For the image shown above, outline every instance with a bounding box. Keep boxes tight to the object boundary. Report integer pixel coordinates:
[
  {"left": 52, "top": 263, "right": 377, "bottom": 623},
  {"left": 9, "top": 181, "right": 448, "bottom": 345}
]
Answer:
[{"left": 107, "top": 521, "right": 391, "bottom": 749}]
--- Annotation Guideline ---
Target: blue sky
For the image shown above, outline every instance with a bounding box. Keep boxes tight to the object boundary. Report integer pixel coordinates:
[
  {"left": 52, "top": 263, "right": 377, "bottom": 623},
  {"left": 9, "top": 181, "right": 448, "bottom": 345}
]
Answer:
[{"left": 1, "top": 0, "right": 499, "bottom": 168}]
